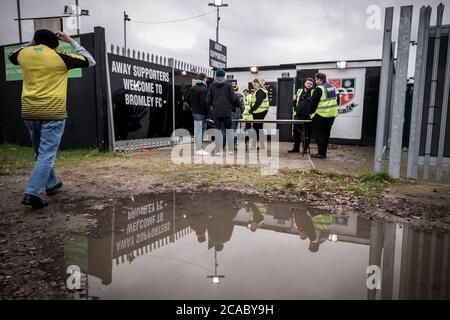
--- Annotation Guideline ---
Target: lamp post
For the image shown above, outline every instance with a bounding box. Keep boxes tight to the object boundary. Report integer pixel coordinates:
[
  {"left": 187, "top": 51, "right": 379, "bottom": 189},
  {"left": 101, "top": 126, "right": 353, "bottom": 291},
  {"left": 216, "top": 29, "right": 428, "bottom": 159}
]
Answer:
[
  {"left": 206, "top": 246, "right": 225, "bottom": 284},
  {"left": 208, "top": 0, "right": 228, "bottom": 43},
  {"left": 64, "top": 4, "right": 89, "bottom": 34},
  {"left": 75, "top": 0, "right": 80, "bottom": 34},
  {"left": 16, "top": 0, "right": 22, "bottom": 43},
  {"left": 124, "top": 11, "right": 131, "bottom": 51}
]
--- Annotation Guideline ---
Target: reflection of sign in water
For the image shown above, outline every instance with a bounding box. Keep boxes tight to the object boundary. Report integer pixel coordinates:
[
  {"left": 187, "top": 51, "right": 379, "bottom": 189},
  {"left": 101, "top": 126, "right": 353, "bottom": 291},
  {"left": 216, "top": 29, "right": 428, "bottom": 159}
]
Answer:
[
  {"left": 108, "top": 53, "right": 172, "bottom": 141},
  {"left": 3, "top": 37, "right": 82, "bottom": 81},
  {"left": 329, "top": 78, "right": 356, "bottom": 114},
  {"left": 114, "top": 200, "right": 171, "bottom": 258},
  {"left": 209, "top": 40, "right": 227, "bottom": 69}
]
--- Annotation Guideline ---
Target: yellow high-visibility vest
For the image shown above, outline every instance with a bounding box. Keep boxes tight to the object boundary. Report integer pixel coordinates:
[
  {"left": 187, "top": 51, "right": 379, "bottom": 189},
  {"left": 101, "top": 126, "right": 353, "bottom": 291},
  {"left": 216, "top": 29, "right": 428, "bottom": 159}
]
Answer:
[
  {"left": 292, "top": 210, "right": 332, "bottom": 242},
  {"left": 250, "top": 88, "right": 269, "bottom": 114},
  {"left": 294, "top": 88, "right": 314, "bottom": 116},
  {"left": 310, "top": 82, "right": 338, "bottom": 119},
  {"left": 242, "top": 94, "right": 253, "bottom": 120},
  {"left": 248, "top": 202, "right": 266, "bottom": 228}
]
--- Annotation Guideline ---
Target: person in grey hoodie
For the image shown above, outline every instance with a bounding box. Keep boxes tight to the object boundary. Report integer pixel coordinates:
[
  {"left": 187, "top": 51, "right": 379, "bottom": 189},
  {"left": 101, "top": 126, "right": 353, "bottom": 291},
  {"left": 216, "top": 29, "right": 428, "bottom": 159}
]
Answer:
[{"left": 206, "top": 68, "right": 237, "bottom": 155}]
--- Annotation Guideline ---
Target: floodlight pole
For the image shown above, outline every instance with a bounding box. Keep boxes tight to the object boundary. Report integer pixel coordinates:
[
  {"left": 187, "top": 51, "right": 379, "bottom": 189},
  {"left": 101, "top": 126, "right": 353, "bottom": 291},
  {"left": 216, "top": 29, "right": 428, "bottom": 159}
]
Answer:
[
  {"left": 17, "top": 0, "right": 23, "bottom": 43},
  {"left": 208, "top": 2, "right": 228, "bottom": 43},
  {"left": 123, "top": 11, "right": 130, "bottom": 52},
  {"left": 75, "top": 0, "right": 80, "bottom": 34},
  {"left": 216, "top": 6, "right": 219, "bottom": 42}
]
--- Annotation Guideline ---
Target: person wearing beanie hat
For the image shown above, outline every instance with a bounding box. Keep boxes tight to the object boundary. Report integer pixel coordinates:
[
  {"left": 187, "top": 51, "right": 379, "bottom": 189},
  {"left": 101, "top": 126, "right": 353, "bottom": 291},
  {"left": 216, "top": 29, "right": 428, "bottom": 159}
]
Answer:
[
  {"left": 206, "top": 69, "right": 238, "bottom": 155},
  {"left": 215, "top": 68, "right": 226, "bottom": 78},
  {"left": 8, "top": 30, "right": 96, "bottom": 209}
]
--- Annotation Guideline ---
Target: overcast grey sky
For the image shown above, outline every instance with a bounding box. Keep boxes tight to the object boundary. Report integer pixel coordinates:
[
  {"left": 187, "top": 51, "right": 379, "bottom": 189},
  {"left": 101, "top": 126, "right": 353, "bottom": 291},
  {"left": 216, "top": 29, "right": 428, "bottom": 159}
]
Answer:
[{"left": 1, "top": 0, "right": 449, "bottom": 70}]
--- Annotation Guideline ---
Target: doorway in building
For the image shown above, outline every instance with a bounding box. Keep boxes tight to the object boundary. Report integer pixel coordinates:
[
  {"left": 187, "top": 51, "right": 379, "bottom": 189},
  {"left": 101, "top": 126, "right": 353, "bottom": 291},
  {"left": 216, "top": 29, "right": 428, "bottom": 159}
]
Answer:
[{"left": 277, "top": 78, "right": 295, "bottom": 142}]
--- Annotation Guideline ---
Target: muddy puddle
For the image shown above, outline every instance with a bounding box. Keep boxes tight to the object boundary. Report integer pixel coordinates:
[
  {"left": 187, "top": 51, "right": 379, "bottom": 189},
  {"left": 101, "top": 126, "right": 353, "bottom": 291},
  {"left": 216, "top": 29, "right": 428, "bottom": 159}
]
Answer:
[{"left": 63, "top": 192, "right": 450, "bottom": 300}]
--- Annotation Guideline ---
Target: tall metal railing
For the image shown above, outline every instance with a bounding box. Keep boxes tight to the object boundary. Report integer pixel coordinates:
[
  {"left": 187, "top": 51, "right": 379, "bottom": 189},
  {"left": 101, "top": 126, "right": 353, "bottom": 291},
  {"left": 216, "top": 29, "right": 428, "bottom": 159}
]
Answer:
[{"left": 374, "top": 3, "right": 450, "bottom": 182}]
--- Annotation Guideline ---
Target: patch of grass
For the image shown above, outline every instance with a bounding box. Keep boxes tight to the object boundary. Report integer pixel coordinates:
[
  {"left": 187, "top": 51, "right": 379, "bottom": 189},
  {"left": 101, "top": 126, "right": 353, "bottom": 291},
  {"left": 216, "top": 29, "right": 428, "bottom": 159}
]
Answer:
[
  {"left": 303, "top": 170, "right": 393, "bottom": 199},
  {"left": 254, "top": 176, "right": 271, "bottom": 189},
  {"left": 0, "top": 143, "right": 123, "bottom": 174},
  {"left": 1, "top": 142, "right": 392, "bottom": 201},
  {"left": 161, "top": 164, "right": 392, "bottom": 200},
  {"left": 161, "top": 164, "right": 220, "bottom": 186},
  {"left": 358, "top": 172, "right": 394, "bottom": 183},
  {"left": 0, "top": 144, "right": 35, "bottom": 173},
  {"left": 304, "top": 169, "right": 320, "bottom": 177},
  {"left": 282, "top": 180, "right": 296, "bottom": 189}
]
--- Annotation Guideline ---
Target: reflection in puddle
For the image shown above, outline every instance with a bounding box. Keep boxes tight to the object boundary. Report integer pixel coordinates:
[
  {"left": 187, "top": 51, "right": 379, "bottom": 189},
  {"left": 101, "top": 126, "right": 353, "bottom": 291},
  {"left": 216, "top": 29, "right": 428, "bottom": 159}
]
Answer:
[{"left": 64, "top": 192, "right": 450, "bottom": 300}]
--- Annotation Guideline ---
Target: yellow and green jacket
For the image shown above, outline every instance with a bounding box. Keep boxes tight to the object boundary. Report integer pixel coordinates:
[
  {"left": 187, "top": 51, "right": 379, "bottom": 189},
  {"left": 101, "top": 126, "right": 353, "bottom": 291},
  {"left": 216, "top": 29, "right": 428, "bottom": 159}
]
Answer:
[
  {"left": 292, "top": 210, "right": 333, "bottom": 243},
  {"left": 249, "top": 88, "right": 269, "bottom": 114},
  {"left": 242, "top": 94, "right": 253, "bottom": 120},
  {"left": 310, "top": 82, "right": 338, "bottom": 119},
  {"left": 247, "top": 202, "right": 266, "bottom": 229},
  {"left": 9, "top": 43, "right": 93, "bottom": 120}
]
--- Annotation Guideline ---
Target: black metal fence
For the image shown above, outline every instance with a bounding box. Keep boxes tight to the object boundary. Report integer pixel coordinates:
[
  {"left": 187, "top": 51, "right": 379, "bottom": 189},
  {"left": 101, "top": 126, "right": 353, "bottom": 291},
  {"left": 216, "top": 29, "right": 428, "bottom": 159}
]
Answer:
[
  {"left": 0, "top": 27, "right": 107, "bottom": 149},
  {"left": 0, "top": 26, "right": 213, "bottom": 152}
]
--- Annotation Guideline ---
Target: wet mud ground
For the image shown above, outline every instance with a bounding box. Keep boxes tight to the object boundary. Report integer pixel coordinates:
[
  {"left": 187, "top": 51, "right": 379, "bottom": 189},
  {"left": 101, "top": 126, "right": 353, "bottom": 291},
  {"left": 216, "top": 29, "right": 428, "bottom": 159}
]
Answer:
[{"left": 0, "top": 143, "right": 449, "bottom": 299}]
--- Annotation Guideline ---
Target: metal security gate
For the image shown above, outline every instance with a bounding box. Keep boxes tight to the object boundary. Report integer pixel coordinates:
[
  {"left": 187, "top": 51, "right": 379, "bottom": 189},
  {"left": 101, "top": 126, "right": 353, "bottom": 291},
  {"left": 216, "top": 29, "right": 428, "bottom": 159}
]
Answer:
[
  {"left": 374, "top": 3, "right": 450, "bottom": 182},
  {"left": 105, "top": 44, "right": 213, "bottom": 152}
]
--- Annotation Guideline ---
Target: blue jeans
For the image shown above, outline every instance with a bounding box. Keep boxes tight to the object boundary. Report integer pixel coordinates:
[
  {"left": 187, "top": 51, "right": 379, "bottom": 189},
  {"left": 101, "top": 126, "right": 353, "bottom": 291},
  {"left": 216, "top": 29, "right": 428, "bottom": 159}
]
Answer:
[
  {"left": 193, "top": 113, "right": 207, "bottom": 152},
  {"left": 24, "top": 120, "right": 66, "bottom": 196},
  {"left": 231, "top": 111, "right": 238, "bottom": 147}
]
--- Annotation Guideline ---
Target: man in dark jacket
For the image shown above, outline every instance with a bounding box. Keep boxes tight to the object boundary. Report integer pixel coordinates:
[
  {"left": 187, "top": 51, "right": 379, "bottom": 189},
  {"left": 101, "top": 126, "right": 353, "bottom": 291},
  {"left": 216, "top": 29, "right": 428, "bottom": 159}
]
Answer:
[
  {"left": 206, "top": 68, "right": 237, "bottom": 155},
  {"left": 207, "top": 205, "right": 238, "bottom": 252},
  {"left": 289, "top": 78, "right": 314, "bottom": 153},
  {"left": 187, "top": 73, "right": 209, "bottom": 155},
  {"left": 309, "top": 73, "right": 339, "bottom": 159}
]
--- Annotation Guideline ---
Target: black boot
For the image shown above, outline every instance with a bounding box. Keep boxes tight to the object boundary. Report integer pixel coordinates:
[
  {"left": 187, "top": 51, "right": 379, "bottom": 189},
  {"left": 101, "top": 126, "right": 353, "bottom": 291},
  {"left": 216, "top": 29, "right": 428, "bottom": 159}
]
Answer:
[
  {"left": 310, "top": 153, "right": 326, "bottom": 159},
  {"left": 46, "top": 182, "right": 63, "bottom": 196},
  {"left": 21, "top": 194, "right": 48, "bottom": 209}
]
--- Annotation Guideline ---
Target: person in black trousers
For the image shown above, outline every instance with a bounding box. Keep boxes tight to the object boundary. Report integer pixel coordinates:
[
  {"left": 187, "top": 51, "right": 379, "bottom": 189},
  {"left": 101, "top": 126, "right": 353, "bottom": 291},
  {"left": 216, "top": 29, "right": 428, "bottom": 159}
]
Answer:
[
  {"left": 187, "top": 72, "right": 209, "bottom": 156},
  {"left": 309, "top": 73, "right": 339, "bottom": 159},
  {"left": 289, "top": 78, "right": 314, "bottom": 153},
  {"left": 206, "top": 68, "right": 237, "bottom": 155},
  {"left": 249, "top": 78, "right": 270, "bottom": 149}
]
